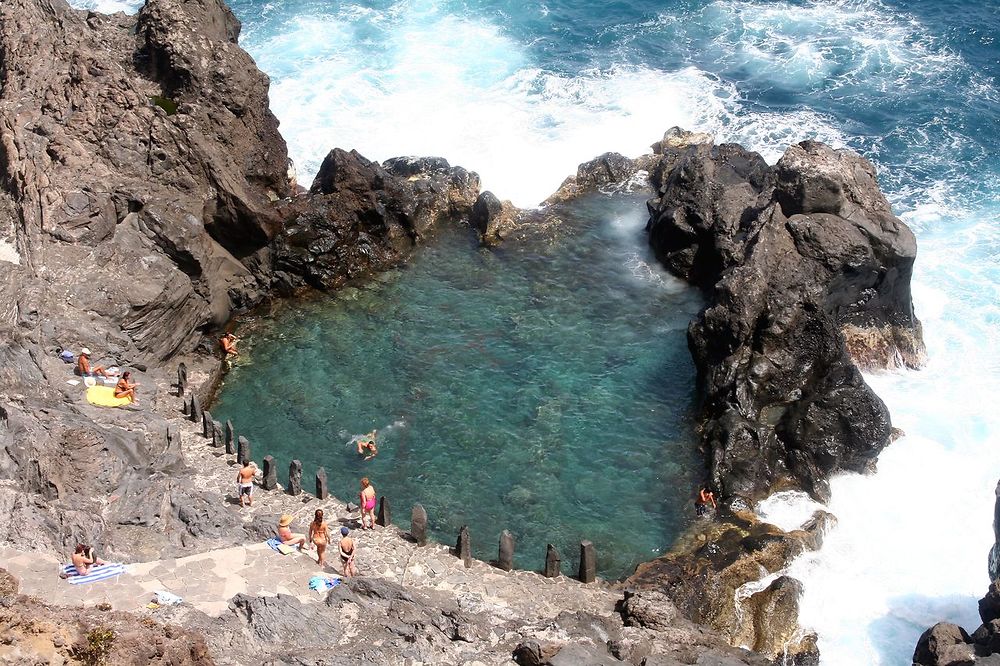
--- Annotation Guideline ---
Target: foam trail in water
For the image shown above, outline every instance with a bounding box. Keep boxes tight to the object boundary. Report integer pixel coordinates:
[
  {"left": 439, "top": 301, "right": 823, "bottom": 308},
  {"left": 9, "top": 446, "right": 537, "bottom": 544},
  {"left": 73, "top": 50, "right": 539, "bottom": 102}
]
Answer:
[{"left": 67, "top": 0, "right": 143, "bottom": 13}]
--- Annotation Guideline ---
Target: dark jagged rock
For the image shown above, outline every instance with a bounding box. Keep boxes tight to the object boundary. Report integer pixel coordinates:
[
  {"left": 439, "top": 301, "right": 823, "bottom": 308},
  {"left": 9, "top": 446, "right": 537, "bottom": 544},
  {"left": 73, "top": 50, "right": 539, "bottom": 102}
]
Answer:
[
  {"left": 273, "top": 150, "right": 480, "bottom": 291},
  {"left": 913, "top": 623, "right": 975, "bottom": 666},
  {"left": 544, "top": 151, "right": 640, "bottom": 205},
  {"left": 471, "top": 191, "right": 521, "bottom": 245},
  {"left": 644, "top": 137, "right": 923, "bottom": 503}
]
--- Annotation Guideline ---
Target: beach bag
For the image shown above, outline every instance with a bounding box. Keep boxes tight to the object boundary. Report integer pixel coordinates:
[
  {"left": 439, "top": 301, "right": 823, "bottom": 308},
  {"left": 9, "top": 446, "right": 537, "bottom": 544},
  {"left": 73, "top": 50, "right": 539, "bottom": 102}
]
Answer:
[{"left": 59, "top": 349, "right": 75, "bottom": 363}]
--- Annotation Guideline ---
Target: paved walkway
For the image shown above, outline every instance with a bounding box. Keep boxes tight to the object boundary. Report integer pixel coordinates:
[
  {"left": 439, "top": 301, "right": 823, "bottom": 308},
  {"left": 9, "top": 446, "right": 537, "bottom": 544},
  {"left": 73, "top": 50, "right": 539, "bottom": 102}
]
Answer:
[{"left": 1, "top": 384, "right": 619, "bottom": 623}]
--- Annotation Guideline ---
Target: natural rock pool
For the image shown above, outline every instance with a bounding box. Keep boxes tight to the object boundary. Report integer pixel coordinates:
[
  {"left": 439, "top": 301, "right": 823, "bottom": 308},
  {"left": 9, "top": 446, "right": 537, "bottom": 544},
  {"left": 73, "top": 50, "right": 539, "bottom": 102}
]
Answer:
[{"left": 212, "top": 192, "right": 704, "bottom": 578}]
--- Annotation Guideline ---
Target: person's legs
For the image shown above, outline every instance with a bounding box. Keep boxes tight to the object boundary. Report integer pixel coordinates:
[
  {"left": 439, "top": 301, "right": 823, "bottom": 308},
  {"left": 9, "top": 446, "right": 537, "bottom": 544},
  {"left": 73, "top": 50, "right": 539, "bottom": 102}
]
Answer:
[
  {"left": 93, "top": 365, "right": 107, "bottom": 377},
  {"left": 316, "top": 542, "right": 326, "bottom": 567}
]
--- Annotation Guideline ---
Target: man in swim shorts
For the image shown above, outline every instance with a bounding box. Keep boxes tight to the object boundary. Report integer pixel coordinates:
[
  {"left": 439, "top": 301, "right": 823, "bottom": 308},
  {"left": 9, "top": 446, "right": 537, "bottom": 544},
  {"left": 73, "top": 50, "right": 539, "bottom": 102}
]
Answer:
[
  {"left": 237, "top": 461, "right": 256, "bottom": 507},
  {"left": 357, "top": 434, "right": 378, "bottom": 461},
  {"left": 77, "top": 348, "right": 109, "bottom": 378}
]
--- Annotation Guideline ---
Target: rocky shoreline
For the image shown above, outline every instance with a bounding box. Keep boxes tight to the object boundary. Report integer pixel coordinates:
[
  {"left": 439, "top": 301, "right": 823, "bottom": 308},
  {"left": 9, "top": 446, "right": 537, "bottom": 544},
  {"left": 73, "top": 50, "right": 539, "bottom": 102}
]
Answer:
[{"left": 0, "top": 0, "right": 924, "bottom": 663}]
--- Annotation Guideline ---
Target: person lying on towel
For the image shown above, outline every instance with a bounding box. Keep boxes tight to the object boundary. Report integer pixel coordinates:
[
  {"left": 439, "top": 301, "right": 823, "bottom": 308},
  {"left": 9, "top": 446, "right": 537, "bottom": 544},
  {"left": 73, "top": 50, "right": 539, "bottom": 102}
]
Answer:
[
  {"left": 114, "top": 371, "right": 139, "bottom": 404},
  {"left": 71, "top": 544, "right": 106, "bottom": 576}
]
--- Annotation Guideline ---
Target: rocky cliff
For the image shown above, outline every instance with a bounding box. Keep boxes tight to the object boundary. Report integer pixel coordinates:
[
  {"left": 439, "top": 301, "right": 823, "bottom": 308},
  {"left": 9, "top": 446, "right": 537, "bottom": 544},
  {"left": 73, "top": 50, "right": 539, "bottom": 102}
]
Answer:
[{"left": 0, "top": 0, "right": 479, "bottom": 560}]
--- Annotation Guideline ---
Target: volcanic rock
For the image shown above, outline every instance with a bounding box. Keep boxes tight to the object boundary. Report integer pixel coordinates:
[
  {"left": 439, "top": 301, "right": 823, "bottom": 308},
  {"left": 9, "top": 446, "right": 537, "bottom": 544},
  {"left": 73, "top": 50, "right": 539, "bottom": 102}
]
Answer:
[{"left": 645, "top": 138, "right": 924, "bottom": 503}]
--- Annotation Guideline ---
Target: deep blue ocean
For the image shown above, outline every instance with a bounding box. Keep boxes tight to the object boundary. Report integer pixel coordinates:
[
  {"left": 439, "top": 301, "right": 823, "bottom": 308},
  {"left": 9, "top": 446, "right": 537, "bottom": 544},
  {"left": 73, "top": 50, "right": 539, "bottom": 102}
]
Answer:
[{"left": 74, "top": 0, "right": 1000, "bottom": 662}]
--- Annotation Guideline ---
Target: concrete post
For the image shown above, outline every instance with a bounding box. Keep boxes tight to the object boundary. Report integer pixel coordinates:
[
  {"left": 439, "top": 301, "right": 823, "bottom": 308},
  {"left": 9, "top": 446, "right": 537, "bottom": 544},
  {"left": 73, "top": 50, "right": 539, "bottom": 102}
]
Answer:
[
  {"left": 498, "top": 530, "right": 515, "bottom": 571},
  {"left": 377, "top": 496, "right": 391, "bottom": 527},
  {"left": 544, "top": 544, "right": 561, "bottom": 578},
  {"left": 189, "top": 395, "right": 201, "bottom": 424},
  {"left": 315, "top": 467, "right": 329, "bottom": 500},
  {"left": 237, "top": 436, "right": 250, "bottom": 466},
  {"left": 177, "top": 363, "right": 187, "bottom": 397},
  {"left": 211, "top": 420, "right": 223, "bottom": 448},
  {"left": 411, "top": 505, "right": 428, "bottom": 546},
  {"left": 578, "top": 540, "right": 596, "bottom": 584},
  {"left": 456, "top": 525, "right": 472, "bottom": 568},
  {"left": 224, "top": 420, "right": 235, "bottom": 455},
  {"left": 202, "top": 410, "right": 213, "bottom": 439},
  {"left": 262, "top": 455, "right": 277, "bottom": 490},
  {"left": 288, "top": 459, "right": 302, "bottom": 496}
]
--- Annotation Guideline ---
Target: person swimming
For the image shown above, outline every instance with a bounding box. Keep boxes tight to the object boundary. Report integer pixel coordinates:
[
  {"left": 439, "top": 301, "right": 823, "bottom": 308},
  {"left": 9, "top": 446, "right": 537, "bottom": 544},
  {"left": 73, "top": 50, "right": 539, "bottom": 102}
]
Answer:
[{"left": 357, "top": 430, "right": 378, "bottom": 461}]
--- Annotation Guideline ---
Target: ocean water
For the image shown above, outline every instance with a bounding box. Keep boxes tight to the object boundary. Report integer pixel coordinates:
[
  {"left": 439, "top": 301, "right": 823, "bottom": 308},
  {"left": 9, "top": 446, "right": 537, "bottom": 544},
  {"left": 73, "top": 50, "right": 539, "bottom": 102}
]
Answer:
[
  {"left": 73, "top": 0, "right": 1000, "bottom": 662},
  {"left": 211, "top": 194, "right": 704, "bottom": 578}
]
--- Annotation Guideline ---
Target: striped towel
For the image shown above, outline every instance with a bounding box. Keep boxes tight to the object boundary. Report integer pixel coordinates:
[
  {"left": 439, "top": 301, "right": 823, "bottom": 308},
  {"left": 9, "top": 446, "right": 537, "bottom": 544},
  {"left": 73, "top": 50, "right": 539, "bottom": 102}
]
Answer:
[{"left": 60, "top": 563, "right": 126, "bottom": 585}]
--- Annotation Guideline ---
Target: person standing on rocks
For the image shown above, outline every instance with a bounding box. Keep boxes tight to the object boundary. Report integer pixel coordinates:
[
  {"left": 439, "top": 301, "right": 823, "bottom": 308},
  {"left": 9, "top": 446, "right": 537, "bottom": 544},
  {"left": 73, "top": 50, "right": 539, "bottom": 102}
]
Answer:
[
  {"left": 308, "top": 509, "right": 331, "bottom": 568},
  {"left": 359, "top": 477, "right": 377, "bottom": 530},
  {"left": 236, "top": 461, "right": 256, "bottom": 507},
  {"left": 338, "top": 526, "right": 357, "bottom": 577}
]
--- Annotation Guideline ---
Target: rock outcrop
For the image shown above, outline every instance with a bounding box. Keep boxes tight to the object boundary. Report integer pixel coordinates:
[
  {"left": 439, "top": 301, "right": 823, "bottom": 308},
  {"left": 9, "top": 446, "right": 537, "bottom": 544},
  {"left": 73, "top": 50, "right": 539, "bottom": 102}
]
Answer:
[
  {"left": 645, "top": 134, "right": 924, "bottom": 502},
  {"left": 913, "top": 480, "right": 1000, "bottom": 665},
  {"left": 273, "top": 150, "right": 479, "bottom": 291}
]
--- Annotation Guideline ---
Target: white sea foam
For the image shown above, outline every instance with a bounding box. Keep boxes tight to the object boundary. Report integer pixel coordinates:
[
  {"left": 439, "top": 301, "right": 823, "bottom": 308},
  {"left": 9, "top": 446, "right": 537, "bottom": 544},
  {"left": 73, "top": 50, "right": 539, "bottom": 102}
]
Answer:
[{"left": 67, "top": 0, "right": 143, "bottom": 13}]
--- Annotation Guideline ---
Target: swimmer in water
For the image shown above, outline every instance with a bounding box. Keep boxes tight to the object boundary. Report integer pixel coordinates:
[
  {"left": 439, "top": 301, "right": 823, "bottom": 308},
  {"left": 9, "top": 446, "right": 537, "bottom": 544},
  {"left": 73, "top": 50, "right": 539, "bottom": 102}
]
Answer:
[{"left": 357, "top": 430, "right": 378, "bottom": 461}]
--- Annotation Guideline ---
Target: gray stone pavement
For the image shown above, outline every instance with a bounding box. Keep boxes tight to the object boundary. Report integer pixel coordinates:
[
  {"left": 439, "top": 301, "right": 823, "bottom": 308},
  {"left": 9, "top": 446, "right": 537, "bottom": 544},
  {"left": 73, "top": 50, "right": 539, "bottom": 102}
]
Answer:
[{"left": 2, "top": 383, "right": 620, "bottom": 623}]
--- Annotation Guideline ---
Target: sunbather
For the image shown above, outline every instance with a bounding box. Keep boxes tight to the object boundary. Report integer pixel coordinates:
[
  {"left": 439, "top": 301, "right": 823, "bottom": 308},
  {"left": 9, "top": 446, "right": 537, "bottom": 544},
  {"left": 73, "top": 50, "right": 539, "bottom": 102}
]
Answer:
[
  {"left": 277, "top": 514, "right": 309, "bottom": 550},
  {"left": 220, "top": 332, "right": 239, "bottom": 358},
  {"left": 114, "top": 371, "right": 139, "bottom": 403},
  {"left": 77, "top": 348, "right": 109, "bottom": 378},
  {"left": 71, "top": 544, "right": 105, "bottom": 576}
]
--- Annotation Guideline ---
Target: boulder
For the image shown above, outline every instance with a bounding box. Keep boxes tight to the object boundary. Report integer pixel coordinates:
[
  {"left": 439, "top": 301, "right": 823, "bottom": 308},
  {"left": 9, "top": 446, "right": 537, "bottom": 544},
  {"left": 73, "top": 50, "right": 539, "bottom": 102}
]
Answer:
[
  {"left": 913, "top": 623, "right": 975, "bottom": 666},
  {"left": 471, "top": 191, "right": 521, "bottom": 245}
]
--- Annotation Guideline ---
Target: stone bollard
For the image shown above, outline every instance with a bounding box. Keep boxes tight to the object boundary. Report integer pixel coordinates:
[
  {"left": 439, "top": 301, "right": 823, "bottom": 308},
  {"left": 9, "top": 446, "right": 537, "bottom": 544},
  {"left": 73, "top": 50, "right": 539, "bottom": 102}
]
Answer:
[
  {"left": 578, "top": 540, "right": 596, "bottom": 584},
  {"left": 456, "top": 525, "right": 472, "bottom": 568},
  {"left": 544, "top": 544, "right": 561, "bottom": 578},
  {"left": 177, "top": 362, "right": 187, "bottom": 397},
  {"left": 377, "top": 496, "right": 391, "bottom": 527},
  {"left": 411, "top": 505, "right": 428, "bottom": 546},
  {"left": 224, "top": 420, "right": 235, "bottom": 455},
  {"left": 182, "top": 395, "right": 189, "bottom": 415},
  {"left": 262, "top": 455, "right": 277, "bottom": 490},
  {"left": 189, "top": 395, "right": 202, "bottom": 424},
  {"left": 202, "top": 410, "right": 213, "bottom": 439},
  {"left": 316, "top": 467, "right": 329, "bottom": 500},
  {"left": 288, "top": 460, "right": 302, "bottom": 496},
  {"left": 166, "top": 425, "right": 178, "bottom": 451},
  {"left": 237, "top": 436, "right": 250, "bottom": 466},
  {"left": 498, "top": 530, "right": 515, "bottom": 572},
  {"left": 211, "top": 420, "right": 223, "bottom": 448}
]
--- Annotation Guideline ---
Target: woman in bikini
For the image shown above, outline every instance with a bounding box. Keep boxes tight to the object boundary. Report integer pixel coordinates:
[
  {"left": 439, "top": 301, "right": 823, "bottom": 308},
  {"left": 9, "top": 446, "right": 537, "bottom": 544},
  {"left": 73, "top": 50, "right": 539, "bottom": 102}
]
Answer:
[
  {"left": 308, "top": 509, "right": 331, "bottom": 567},
  {"left": 338, "top": 526, "right": 356, "bottom": 577},
  {"left": 359, "top": 477, "right": 377, "bottom": 530},
  {"left": 114, "top": 370, "right": 139, "bottom": 403},
  {"left": 277, "top": 514, "right": 308, "bottom": 550}
]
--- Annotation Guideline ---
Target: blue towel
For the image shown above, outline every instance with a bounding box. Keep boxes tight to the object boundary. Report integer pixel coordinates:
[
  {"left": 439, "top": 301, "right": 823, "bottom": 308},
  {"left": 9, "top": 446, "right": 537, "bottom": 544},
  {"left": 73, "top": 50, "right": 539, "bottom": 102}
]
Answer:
[
  {"left": 266, "top": 537, "right": 282, "bottom": 552},
  {"left": 61, "top": 563, "right": 126, "bottom": 585},
  {"left": 309, "top": 575, "right": 340, "bottom": 591}
]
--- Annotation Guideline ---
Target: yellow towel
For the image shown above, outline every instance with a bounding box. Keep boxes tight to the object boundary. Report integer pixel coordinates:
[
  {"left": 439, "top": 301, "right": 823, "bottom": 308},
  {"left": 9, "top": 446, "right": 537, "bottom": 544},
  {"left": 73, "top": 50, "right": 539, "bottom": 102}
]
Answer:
[{"left": 86, "top": 385, "right": 133, "bottom": 408}]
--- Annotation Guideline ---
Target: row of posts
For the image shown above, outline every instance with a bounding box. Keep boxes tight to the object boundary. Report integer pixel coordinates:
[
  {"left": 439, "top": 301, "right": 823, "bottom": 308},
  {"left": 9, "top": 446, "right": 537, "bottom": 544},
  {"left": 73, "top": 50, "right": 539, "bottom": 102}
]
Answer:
[{"left": 178, "top": 364, "right": 598, "bottom": 584}]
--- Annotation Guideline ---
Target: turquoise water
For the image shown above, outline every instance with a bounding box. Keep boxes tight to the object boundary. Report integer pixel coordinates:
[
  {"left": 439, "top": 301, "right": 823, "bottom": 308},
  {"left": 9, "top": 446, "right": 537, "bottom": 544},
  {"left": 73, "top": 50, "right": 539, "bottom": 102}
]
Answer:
[{"left": 213, "top": 194, "right": 704, "bottom": 577}]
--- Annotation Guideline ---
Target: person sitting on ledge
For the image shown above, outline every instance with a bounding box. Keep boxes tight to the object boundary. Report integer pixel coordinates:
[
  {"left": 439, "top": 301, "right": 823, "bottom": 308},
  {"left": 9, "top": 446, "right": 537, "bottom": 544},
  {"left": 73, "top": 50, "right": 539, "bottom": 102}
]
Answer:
[
  {"left": 277, "top": 514, "right": 309, "bottom": 550},
  {"left": 220, "top": 332, "right": 239, "bottom": 358},
  {"left": 70, "top": 544, "right": 105, "bottom": 576},
  {"left": 696, "top": 485, "right": 717, "bottom": 517},
  {"left": 77, "top": 348, "right": 109, "bottom": 378},
  {"left": 114, "top": 370, "right": 139, "bottom": 404},
  {"left": 357, "top": 430, "right": 378, "bottom": 461}
]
